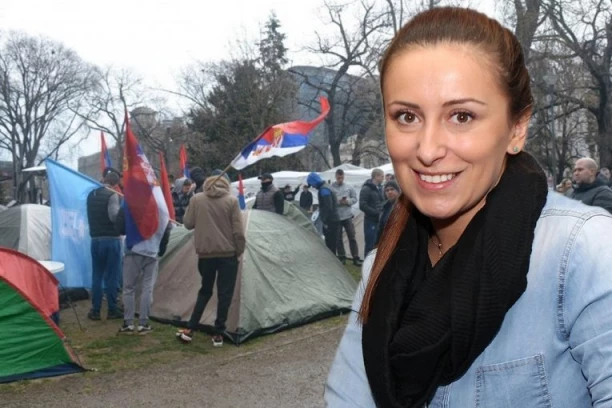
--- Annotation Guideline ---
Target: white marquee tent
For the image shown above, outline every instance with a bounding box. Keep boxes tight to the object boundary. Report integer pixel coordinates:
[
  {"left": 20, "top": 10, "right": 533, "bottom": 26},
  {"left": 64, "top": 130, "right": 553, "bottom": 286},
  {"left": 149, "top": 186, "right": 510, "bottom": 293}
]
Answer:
[{"left": 232, "top": 163, "right": 394, "bottom": 205}]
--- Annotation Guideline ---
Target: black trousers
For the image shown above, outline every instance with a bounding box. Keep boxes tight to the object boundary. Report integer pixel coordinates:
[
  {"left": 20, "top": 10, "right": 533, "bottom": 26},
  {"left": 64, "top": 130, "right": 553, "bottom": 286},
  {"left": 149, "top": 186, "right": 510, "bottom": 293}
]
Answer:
[
  {"left": 188, "top": 256, "right": 238, "bottom": 334},
  {"left": 323, "top": 222, "right": 339, "bottom": 254}
]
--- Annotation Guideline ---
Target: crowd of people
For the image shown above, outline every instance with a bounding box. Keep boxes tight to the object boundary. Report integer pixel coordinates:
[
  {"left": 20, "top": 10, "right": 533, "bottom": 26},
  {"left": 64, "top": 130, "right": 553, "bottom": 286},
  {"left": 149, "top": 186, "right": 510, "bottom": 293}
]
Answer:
[{"left": 84, "top": 164, "right": 400, "bottom": 346}]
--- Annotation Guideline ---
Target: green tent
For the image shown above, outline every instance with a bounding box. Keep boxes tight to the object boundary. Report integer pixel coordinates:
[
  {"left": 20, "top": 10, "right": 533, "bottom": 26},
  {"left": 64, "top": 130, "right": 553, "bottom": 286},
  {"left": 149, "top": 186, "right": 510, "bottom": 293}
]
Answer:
[
  {"left": 151, "top": 207, "right": 357, "bottom": 344},
  {"left": 0, "top": 247, "right": 84, "bottom": 383}
]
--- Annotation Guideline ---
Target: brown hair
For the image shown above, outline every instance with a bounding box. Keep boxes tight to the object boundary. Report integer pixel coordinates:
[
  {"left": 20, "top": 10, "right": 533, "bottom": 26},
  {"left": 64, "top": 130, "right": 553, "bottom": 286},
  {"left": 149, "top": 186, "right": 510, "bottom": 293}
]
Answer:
[{"left": 359, "top": 7, "right": 533, "bottom": 324}]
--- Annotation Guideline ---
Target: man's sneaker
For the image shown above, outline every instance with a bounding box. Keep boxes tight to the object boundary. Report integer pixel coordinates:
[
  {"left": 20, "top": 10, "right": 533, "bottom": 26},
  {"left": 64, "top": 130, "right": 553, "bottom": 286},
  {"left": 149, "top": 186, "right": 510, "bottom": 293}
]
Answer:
[
  {"left": 137, "top": 325, "right": 153, "bottom": 335},
  {"left": 353, "top": 258, "right": 363, "bottom": 267},
  {"left": 212, "top": 334, "right": 223, "bottom": 347},
  {"left": 87, "top": 310, "right": 101, "bottom": 321},
  {"left": 107, "top": 310, "right": 123, "bottom": 320},
  {"left": 177, "top": 329, "right": 193, "bottom": 343},
  {"left": 118, "top": 323, "right": 135, "bottom": 335},
  {"left": 337, "top": 256, "right": 346, "bottom": 265}
]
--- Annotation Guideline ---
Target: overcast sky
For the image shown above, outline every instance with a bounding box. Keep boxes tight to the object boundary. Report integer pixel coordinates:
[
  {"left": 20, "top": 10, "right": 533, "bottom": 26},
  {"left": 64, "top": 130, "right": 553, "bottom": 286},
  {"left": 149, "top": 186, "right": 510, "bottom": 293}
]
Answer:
[{"left": 1, "top": 0, "right": 500, "bottom": 167}]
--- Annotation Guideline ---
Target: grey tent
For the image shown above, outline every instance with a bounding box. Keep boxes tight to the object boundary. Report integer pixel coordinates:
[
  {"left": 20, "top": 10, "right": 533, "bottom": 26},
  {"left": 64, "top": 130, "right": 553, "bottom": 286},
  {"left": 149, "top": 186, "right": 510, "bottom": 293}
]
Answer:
[
  {"left": 151, "top": 208, "right": 357, "bottom": 344},
  {"left": 0, "top": 204, "right": 51, "bottom": 261}
]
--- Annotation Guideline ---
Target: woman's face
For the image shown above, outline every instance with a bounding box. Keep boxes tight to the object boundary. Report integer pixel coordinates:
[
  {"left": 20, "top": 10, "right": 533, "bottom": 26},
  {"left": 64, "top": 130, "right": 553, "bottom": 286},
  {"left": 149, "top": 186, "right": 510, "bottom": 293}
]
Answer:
[{"left": 383, "top": 44, "right": 528, "bottom": 223}]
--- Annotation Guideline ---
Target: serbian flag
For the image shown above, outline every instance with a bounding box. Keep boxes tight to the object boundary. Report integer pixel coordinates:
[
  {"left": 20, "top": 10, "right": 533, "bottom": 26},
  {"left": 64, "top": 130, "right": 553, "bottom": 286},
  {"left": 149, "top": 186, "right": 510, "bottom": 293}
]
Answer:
[
  {"left": 159, "top": 152, "right": 176, "bottom": 221},
  {"left": 179, "top": 144, "right": 190, "bottom": 179},
  {"left": 100, "top": 132, "right": 112, "bottom": 174},
  {"left": 123, "top": 111, "right": 169, "bottom": 256},
  {"left": 230, "top": 96, "right": 330, "bottom": 170},
  {"left": 238, "top": 173, "right": 246, "bottom": 210}
]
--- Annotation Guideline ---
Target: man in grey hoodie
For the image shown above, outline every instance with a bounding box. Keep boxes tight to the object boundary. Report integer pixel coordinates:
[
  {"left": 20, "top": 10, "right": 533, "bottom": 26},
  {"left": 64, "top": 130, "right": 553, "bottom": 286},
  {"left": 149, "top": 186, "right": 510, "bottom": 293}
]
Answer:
[{"left": 330, "top": 169, "right": 362, "bottom": 266}]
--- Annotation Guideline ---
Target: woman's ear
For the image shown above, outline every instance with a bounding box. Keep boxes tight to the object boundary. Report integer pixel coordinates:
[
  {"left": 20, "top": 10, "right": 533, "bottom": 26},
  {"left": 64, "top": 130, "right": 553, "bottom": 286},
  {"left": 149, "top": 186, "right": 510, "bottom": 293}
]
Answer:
[{"left": 506, "top": 112, "right": 530, "bottom": 155}]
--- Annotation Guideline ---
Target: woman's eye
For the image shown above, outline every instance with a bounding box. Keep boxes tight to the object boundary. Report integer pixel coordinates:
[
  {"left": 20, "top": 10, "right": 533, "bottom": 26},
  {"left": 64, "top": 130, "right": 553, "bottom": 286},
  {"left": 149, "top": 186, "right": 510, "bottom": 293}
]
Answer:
[
  {"left": 450, "top": 111, "right": 474, "bottom": 124},
  {"left": 396, "top": 112, "right": 419, "bottom": 124}
]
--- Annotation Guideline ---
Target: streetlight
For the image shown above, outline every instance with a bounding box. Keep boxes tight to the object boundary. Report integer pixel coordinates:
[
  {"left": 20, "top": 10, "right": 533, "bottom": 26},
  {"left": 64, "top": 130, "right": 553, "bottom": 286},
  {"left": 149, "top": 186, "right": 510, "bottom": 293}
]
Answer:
[{"left": 544, "top": 73, "right": 558, "bottom": 184}]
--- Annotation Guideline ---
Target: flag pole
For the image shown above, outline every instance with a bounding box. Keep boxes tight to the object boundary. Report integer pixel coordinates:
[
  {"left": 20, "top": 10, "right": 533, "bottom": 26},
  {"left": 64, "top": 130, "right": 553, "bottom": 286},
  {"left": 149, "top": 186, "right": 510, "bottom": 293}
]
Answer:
[{"left": 205, "top": 163, "right": 233, "bottom": 191}]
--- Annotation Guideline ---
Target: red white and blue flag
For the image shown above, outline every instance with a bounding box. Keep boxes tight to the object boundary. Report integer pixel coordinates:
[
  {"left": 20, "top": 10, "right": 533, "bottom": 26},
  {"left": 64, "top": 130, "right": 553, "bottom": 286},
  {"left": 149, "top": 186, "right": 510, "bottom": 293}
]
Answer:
[
  {"left": 238, "top": 173, "right": 246, "bottom": 210},
  {"left": 230, "top": 96, "right": 330, "bottom": 170},
  {"left": 122, "top": 111, "right": 169, "bottom": 256},
  {"left": 100, "top": 132, "right": 112, "bottom": 174},
  {"left": 179, "top": 144, "right": 190, "bottom": 179}
]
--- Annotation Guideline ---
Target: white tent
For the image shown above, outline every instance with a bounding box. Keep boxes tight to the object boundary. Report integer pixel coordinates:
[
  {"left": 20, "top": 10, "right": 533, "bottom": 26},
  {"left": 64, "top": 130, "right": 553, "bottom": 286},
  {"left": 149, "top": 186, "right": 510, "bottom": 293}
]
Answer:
[
  {"left": 0, "top": 204, "right": 51, "bottom": 261},
  {"left": 231, "top": 162, "right": 394, "bottom": 205}
]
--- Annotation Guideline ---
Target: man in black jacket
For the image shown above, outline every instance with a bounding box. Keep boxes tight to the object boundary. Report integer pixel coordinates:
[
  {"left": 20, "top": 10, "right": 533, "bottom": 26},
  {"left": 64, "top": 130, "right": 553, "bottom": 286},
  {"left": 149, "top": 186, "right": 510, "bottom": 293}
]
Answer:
[
  {"left": 115, "top": 205, "right": 171, "bottom": 335},
  {"left": 172, "top": 179, "right": 193, "bottom": 223},
  {"left": 299, "top": 184, "right": 314, "bottom": 212},
  {"left": 359, "top": 168, "right": 385, "bottom": 257},
  {"left": 307, "top": 172, "right": 340, "bottom": 253},
  {"left": 86, "top": 170, "right": 123, "bottom": 321},
  {"left": 376, "top": 181, "right": 400, "bottom": 245},
  {"left": 571, "top": 157, "right": 612, "bottom": 214}
]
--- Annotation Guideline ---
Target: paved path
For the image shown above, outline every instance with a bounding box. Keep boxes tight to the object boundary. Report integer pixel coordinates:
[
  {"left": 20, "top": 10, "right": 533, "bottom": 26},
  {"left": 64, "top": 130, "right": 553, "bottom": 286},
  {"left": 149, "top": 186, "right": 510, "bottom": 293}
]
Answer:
[{"left": 2, "top": 323, "right": 344, "bottom": 408}]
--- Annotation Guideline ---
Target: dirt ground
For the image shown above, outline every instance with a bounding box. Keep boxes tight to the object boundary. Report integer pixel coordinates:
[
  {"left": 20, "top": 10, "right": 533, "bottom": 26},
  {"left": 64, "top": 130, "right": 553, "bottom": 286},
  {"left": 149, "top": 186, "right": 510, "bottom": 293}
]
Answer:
[{"left": 0, "top": 304, "right": 347, "bottom": 408}]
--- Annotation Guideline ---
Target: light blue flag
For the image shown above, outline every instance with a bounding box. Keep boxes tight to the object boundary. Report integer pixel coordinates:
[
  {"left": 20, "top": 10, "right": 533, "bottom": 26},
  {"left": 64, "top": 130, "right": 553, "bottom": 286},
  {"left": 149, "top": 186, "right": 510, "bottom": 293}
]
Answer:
[{"left": 45, "top": 159, "right": 102, "bottom": 288}]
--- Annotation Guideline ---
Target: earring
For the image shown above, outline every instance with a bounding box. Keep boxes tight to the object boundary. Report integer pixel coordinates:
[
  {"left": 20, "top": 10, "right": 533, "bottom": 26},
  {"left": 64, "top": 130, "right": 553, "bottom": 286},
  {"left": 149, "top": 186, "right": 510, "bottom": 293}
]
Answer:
[{"left": 513, "top": 147, "right": 520, "bottom": 153}]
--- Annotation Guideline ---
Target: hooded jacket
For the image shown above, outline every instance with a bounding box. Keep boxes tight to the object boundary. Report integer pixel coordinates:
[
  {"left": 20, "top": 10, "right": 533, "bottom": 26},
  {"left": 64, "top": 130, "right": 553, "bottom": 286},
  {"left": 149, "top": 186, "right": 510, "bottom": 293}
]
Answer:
[
  {"left": 307, "top": 172, "right": 339, "bottom": 225},
  {"left": 183, "top": 176, "right": 246, "bottom": 258}
]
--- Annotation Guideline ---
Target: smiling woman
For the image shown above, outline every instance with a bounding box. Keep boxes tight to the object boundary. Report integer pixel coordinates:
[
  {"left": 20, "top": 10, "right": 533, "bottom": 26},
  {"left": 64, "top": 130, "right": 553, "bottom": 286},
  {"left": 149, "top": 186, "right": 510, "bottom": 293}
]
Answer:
[{"left": 325, "top": 7, "right": 612, "bottom": 408}]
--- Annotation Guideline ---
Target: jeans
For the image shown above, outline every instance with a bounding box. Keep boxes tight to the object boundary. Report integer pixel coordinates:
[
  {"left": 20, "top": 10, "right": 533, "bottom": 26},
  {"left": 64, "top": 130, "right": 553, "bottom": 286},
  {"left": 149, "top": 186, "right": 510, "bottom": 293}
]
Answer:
[
  {"left": 188, "top": 256, "right": 239, "bottom": 334},
  {"left": 90, "top": 238, "right": 122, "bottom": 314},
  {"left": 336, "top": 218, "right": 359, "bottom": 260},
  {"left": 364, "top": 218, "right": 379, "bottom": 258},
  {"left": 122, "top": 253, "right": 158, "bottom": 326}
]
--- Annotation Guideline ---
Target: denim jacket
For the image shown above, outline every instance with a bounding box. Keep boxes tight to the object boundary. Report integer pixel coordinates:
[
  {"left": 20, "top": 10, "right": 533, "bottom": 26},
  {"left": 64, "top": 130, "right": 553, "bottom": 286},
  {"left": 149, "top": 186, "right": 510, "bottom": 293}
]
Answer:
[{"left": 325, "top": 192, "right": 612, "bottom": 407}]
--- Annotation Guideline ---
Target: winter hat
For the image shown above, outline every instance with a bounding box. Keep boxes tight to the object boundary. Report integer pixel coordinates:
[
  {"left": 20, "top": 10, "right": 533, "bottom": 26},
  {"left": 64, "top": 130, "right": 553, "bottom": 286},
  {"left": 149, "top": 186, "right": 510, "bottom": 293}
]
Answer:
[
  {"left": 384, "top": 180, "right": 400, "bottom": 192},
  {"left": 190, "top": 167, "right": 206, "bottom": 188},
  {"left": 210, "top": 169, "right": 230, "bottom": 182}
]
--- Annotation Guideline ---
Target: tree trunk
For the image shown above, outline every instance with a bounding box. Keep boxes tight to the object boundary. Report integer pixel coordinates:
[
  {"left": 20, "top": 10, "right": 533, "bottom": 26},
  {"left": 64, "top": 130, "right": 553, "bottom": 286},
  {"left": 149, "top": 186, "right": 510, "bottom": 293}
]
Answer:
[{"left": 330, "top": 141, "right": 342, "bottom": 167}]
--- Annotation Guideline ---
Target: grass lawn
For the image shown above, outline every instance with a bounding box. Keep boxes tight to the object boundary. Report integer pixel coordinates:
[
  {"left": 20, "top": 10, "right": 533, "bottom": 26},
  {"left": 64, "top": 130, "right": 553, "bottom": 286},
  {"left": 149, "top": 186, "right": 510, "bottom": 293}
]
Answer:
[
  {"left": 0, "top": 263, "right": 361, "bottom": 393},
  {"left": 344, "top": 262, "right": 362, "bottom": 282}
]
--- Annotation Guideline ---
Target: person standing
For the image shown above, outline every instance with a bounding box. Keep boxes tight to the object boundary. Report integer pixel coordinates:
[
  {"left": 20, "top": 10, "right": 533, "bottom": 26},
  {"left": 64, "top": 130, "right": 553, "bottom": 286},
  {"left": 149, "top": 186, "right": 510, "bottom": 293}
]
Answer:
[
  {"left": 282, "top": 184, "right": 301, "bottom": 202},
  {"left": 172, "top": 179, "right": 193, "bottom": 223},
  {"left": 115, "top": 207, "right": 171, "bottom": 335},
  {"left": 571, "top": 157, "right": 612, "bottom": 213},
  {"left": 177, "top": 170, "right": 246, "bottom": 347},
  {"left": 307, "top": 172, "right": 340, "bottom": 254},
  {"left": 331, "top": 169, "right": 362, "bottom": 266},
  {"left": 253, "top": 173, "right": 284, "bottom": 215},
  {"left": 86, "top": 170, "right": 123, "bottom": 321},
  {"left": 299, "top": 184, "right": 314, "bottom": 212},
  {"left": 376, "top": 181, "right": 400, "bottom": 244},
  {"left": 359, "top": 168, "right": 385, "bottom": 257}
]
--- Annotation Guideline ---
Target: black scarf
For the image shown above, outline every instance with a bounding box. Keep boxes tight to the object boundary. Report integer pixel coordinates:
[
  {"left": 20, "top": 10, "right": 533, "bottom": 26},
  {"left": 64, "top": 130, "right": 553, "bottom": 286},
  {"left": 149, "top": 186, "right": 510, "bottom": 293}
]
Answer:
[{"left": 362, "top": 152, "right": 548, "bottom": 407}]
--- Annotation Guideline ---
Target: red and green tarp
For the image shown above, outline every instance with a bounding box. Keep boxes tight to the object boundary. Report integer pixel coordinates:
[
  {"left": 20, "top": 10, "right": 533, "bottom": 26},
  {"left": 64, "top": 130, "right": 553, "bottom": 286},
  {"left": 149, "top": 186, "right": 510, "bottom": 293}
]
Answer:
[{"left": 0, "top": 247, "right": 84, "bottom": 383}]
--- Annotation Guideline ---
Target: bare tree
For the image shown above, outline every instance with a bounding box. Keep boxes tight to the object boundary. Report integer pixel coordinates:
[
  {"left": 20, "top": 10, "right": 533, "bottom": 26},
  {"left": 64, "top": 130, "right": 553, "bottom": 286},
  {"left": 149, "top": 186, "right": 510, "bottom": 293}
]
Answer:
[
  {"left": 0, "top": 32, "right": 98, "bottom": 201},
  {"left": 78, "top": 67, "right": 152, "bottom": 168},
  {"left": 546, "top": 0, "right": 612, "bottom": 167},
  {"left": 293, "top": 0, "right": 388, "bottom": 167}
]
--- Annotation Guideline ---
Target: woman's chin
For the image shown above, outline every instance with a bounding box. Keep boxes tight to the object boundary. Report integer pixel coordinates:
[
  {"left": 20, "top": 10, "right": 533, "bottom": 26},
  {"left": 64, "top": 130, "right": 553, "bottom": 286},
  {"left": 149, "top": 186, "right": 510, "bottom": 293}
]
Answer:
[{"left": 411, "top": 198, "right": 462, "bottom": 221}]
